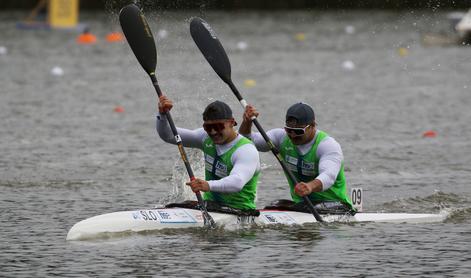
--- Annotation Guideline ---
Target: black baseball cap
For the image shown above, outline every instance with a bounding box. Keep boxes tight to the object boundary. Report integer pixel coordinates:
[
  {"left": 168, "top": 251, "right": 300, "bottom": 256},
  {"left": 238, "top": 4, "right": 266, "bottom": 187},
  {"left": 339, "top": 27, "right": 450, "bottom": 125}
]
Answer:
[
  {"left": 202, "top": 100, "right": 234, "bottom": 122},
  {"left": 285, "top": 102, "right": 315, "bottom": 125}
]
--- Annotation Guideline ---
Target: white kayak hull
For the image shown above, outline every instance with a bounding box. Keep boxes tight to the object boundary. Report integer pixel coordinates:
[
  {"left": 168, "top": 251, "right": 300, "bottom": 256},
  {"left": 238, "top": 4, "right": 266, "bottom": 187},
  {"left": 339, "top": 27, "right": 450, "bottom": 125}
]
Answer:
[
  {"left": 456, "top": 9, "right": 471, "bottom": 33},
  {"left": 456, "top": 9, "right": 471, "bottom": 42},
  {"left": 66, "top": 208, "right": 447, "bottom": 241}
]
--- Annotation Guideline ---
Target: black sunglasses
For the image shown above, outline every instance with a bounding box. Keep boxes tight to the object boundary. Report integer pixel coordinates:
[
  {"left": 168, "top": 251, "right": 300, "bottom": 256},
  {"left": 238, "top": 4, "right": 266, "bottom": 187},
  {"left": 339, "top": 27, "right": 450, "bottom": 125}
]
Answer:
[{"left": 284, "top": 125, "right": 310, "bottom": 136}]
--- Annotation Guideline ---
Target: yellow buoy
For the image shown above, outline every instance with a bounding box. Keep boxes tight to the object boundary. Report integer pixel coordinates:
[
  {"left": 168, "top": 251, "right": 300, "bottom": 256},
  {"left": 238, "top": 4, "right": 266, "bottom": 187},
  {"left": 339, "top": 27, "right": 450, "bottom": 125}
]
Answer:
[
  {"left": 244, "top": 79, "right": 256, "bottom": 88},
  {"left": 294, "top": 33, "right": 306, "bottom": 41},
  {"left": 398, "top": 47, "right": 409, "bottom": 57}
]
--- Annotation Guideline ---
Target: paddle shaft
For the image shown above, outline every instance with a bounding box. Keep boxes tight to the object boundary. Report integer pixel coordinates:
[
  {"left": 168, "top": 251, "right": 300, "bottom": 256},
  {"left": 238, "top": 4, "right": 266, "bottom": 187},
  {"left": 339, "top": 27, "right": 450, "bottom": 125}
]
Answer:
[
  {"left": 119, "top": 6, "right": 215, "bottom": 227},
  {"left": 189, "top": 16, "right": 322, "bottom": 222},
  {"left": 150, "top": 74, "right": 215, "bottom": 227},
  {"left": 228, "top": 81, "right": 324, "bottom": 222}
]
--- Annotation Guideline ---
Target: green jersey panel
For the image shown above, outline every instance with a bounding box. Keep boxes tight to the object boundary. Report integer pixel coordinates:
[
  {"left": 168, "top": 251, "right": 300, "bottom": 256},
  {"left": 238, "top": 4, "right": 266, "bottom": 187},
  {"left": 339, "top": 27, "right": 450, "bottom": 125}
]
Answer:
[
  {"left": 280, "top": 130, "right": 353, "bottom": 209},
  {"left": 202, "top": 136, "right": 259, "bottom": 210}
]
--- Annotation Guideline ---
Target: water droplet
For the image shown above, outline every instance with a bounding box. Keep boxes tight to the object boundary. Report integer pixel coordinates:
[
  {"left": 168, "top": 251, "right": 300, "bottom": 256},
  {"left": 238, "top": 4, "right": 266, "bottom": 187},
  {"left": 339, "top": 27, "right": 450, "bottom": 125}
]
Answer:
[
  {"left": 237, "top": 41, "right": 248, "bottom": 50},
  {"left": 0, "top": 46, "right": 7, "bottom": 55},
  {"left": 345, "top": 25, "right": 355, "bottom": 34},
  {"left": 342, "top": 60, "right": 355, "bottom": 71},
  {"left": 157, "top": 29, "right": 168, "bottom": 39},
  {"left": 51, "top": 66, "right": 64, "bottom": 76}
]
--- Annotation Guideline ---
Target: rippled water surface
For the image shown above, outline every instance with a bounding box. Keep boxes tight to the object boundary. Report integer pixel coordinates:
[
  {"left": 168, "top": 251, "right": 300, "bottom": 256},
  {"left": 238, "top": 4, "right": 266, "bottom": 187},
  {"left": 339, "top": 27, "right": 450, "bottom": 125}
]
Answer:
[{"left": 1, "top": 9, "right": 470, "bottom": 277}]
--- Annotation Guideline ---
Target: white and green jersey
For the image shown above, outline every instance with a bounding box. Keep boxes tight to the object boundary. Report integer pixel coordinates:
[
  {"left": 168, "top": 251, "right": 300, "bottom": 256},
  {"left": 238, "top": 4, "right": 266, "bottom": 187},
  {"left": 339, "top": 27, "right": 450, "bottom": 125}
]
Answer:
[
  {"left": 203, "top": 136, "right": 260, "bottom": 210},
  {"left": 244, "top": 128, "right": 353, "bottom": 208},
  {"left": 156, "top": 114, "right": 260, "bottom": 209},
  {"left": 279, "top": 130, "right": 352, "bottom": 208}
]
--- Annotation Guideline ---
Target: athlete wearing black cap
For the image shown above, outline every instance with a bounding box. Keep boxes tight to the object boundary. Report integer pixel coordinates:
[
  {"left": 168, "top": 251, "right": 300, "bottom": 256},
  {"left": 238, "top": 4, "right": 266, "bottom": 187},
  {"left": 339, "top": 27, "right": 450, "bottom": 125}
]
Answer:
[
  {"left": 157, "top": 96, "right": 260, "bottom": 211},
  {"left": 240, "top": 102, "right": 354, "bottom": 213}
]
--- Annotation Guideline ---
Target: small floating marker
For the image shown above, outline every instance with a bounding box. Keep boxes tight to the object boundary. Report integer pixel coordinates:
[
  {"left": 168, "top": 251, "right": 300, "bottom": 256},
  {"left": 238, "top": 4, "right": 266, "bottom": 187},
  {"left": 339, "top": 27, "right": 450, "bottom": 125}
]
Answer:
[
  {"left": 114, "top": 106, "right": 125, "bottom": 113},
  {"left": 398, "top": 47, "right": 409, "bottom": 57},
  {"left": 157, "top": 29, "right": 168, "bottom": 39},
  {"left": 51, "top": 66, "right": 64, "bottom": 76},
  {"left": 237, "top": 41, "right": 248, "bottom": 51},
  {"left": 77, "top": 28, "right": 97, "bottom": 44},
  {"left": 342, "top": 60, "right": 355, "bottom": 71},
  {"left": 422, "top": 130, "right": 437, "bottom": 138},
  {"left": 345, "top": 25, "right": 355, "bottom": 34},
  {"left": 294, "top": 33, "right": 306, "bottom": 41},
  {"left": 244, "top": 79, "right": 256, "bottom": 88},
  {"left": 106, "top": 32, "right": 124, "bottom": 42},
  {"left": 0, "top": 46, "right": 7, "bottom": 55}
]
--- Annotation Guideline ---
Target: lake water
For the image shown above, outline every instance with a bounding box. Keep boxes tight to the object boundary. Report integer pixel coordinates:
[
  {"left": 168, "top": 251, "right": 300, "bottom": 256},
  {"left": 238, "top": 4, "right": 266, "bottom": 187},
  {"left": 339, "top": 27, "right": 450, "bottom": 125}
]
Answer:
[{"left": 1, "top": 8, "right": 470, "bottom": 277}]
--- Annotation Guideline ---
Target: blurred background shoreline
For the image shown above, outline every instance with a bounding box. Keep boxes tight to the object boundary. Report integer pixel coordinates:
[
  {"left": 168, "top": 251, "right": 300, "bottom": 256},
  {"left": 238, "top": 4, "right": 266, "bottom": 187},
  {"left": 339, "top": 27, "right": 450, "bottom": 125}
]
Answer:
[{"left": 1, "top": 0, "right": 470, "bottom": 10}]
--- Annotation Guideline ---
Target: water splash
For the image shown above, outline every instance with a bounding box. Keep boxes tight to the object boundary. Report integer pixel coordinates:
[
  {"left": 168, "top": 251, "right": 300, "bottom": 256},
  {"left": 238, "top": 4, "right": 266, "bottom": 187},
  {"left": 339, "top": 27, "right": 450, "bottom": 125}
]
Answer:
[
  {"left": 446, "top": 207, "right": 471, "bottom": 223},
  {"left": 380, "top": 191, "right": 470, "bottom": 217},
  {"left": 156, "top": 149, "right": 205, "bottom": 205}
]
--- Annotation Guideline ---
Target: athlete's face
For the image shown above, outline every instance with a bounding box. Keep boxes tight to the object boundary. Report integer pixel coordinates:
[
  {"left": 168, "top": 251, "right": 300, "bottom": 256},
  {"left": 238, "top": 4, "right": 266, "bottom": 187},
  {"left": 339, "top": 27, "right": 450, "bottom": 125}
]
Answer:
[
  {"left": 284, "top": 121, "right": 315, "bottom": 145},
  {"left": 203, "top": 119, "right": 236, "bottom": 144}
]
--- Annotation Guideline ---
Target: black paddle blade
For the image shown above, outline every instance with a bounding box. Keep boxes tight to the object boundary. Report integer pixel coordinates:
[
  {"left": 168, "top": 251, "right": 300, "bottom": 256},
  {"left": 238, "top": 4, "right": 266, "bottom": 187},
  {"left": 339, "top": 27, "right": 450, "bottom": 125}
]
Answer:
[
  {"left": 190, "top": 17, "right": 232, "bottom": 84},
  {"left": 119, "top": 4, "right": 157, "bottom": 75}
]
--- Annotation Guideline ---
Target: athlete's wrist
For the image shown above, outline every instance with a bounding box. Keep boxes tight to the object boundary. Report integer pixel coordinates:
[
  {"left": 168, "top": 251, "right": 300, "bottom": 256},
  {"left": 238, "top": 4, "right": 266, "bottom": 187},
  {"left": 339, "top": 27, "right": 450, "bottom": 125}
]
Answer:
[{"left": 308, "top": 179, "right": 323, "bottom": 193}]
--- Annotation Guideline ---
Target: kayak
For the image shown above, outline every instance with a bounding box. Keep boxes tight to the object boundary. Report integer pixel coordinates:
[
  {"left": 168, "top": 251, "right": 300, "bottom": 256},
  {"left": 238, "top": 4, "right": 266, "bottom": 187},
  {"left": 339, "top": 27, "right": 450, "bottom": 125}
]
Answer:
[
  {"left": 66, "top": 207, "right": 448, "bottom": 241},
  {"left": 456, "top": 9, "right": 471, "bottom": 43},
  {"left": 456, "top": 9, "right": 471, "bottom": 33}
]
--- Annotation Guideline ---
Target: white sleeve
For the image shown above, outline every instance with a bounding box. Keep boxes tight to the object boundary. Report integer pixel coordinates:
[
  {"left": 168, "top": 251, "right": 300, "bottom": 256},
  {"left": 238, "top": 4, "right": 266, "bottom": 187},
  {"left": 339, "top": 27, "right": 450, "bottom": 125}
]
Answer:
[
  {"left": 316, "top": 137, "right": 344, "bottom": 191},
  {"left": 244, "top": 128, "right": 285, "bottom": 152},
  {"left": 208, "top": 144, "right": 260, "bottom": 193},
  {"left": 155, "top": 113, "right": 206, "bottom": 149}
]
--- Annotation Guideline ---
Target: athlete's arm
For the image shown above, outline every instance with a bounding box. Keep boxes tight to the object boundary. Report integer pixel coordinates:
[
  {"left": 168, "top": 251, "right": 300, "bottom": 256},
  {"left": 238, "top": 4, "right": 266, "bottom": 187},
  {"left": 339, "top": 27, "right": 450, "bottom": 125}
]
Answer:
[
  {"left": 239, "top": 104, "right": 285, "bottom": 151},
  {"left": 208, "top": 144, "right": 260, "bottom": 193},
  {"left": 242, "top": 128, "right": 285, "bottom": 152},
  {"left": 156, "top": 113, "right": 206, "bottom": 149},
  {"left": 315, "top": 137, "right": 343, "bottom": 191}
]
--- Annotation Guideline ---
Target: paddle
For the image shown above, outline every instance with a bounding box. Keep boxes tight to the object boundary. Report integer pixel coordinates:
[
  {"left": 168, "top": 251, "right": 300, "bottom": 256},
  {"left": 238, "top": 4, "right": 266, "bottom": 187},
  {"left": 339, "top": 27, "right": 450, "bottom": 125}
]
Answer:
[
  {"left": 190, "top": 17, "right": 324, "bottom": 223},
  {"left": 119, "top": 4, "right": 215, "bottom": 228}
]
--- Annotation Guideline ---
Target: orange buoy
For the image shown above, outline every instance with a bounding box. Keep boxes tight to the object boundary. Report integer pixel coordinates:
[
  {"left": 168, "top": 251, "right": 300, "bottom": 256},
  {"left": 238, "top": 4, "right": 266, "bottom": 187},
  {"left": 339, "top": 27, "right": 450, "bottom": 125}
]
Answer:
[
  {"left": 77, "top": 28, "right": 97, "bottom": 44},
  {"left": 114, "top": 106, "right": 125, "bottom": 113},
  {"left": 422, "top": 130, "right": 437, "bottom": 138},
  {"left": 77, "top": 33, "right": 97, "bottom": 44},
  {"left": 106, "top": 32, "right": 124, "bottom": 43}
]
